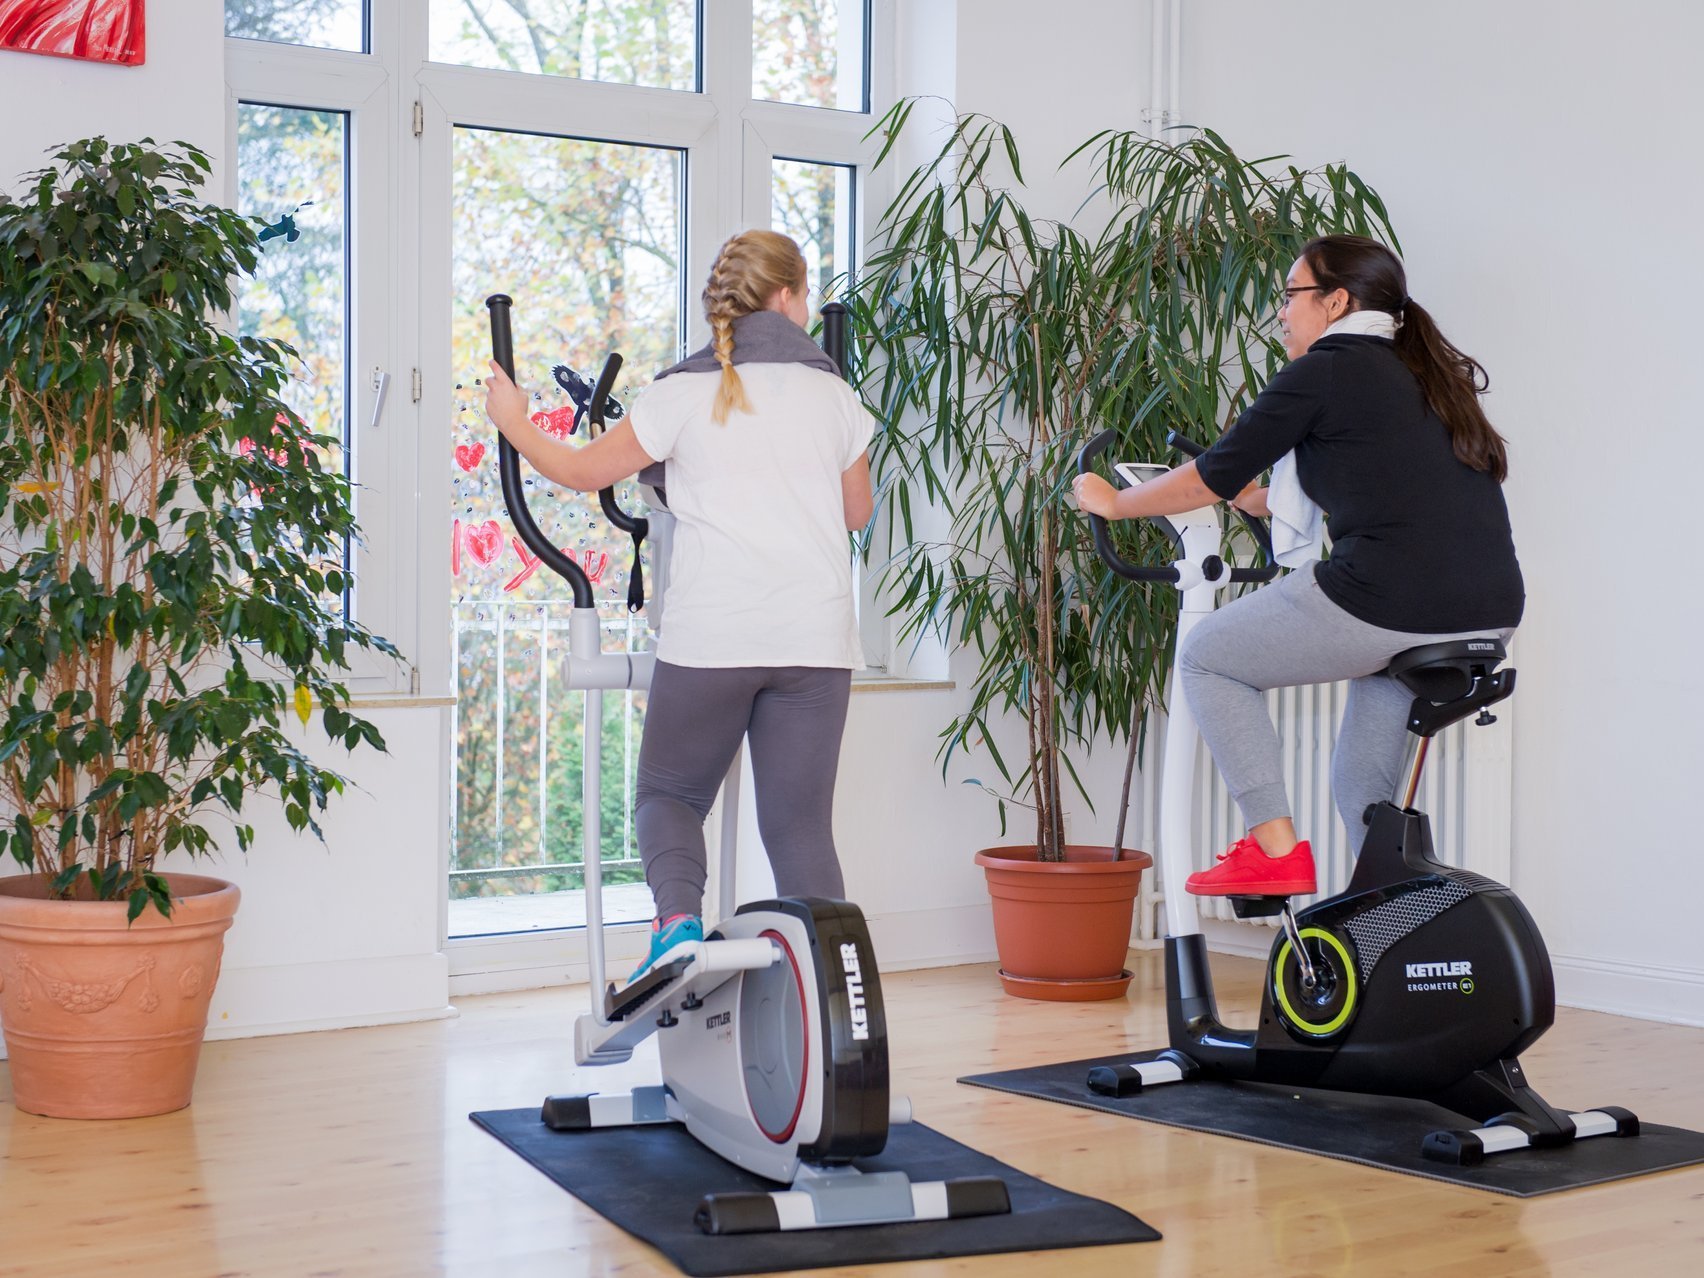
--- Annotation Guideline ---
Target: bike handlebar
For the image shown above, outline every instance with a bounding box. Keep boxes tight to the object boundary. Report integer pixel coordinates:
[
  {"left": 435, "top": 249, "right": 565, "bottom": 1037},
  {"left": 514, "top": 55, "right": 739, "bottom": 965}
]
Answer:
[
  {"left": 1078, "top": 430, "right": 1180, "bottom": 583},
  {"left": 1076, "top": 428, "right": 1280, "bottom": 585},
  {"left": 1162, "top": 431, "right": 1279, "bottom": 581}
]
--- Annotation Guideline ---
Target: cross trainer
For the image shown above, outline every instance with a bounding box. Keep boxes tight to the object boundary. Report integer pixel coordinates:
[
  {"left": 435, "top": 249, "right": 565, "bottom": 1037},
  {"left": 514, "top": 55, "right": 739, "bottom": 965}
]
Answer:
[{"left": 486, "top": 294, "right": 1010, "bottom": 1233}]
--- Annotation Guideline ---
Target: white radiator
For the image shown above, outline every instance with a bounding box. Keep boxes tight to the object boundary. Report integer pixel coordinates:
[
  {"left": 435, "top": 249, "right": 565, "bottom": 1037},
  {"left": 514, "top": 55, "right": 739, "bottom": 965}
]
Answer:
[{"left": 1132, "top": 677, "right": 1514, "bottom": 942}]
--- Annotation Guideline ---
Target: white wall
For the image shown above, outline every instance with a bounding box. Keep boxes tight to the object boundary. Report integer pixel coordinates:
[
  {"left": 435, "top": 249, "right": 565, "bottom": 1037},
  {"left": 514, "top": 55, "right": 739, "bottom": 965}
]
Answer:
[
  {"left": 1178, "top": 0, "right": 1704, "bottom": 1022},
  {"left": 0, "top": 0, "right": 224, "bottom": 190}
]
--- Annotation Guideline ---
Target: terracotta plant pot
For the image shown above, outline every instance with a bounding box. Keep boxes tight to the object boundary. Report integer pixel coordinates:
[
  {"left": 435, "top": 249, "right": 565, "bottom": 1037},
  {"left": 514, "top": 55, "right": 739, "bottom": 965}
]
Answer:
[
  {"left": 0, "top": 872, "right": 240, "bottom": 1119},
  {"left": 974, "top": 844, "right": 1151, "bottom": 1002}
]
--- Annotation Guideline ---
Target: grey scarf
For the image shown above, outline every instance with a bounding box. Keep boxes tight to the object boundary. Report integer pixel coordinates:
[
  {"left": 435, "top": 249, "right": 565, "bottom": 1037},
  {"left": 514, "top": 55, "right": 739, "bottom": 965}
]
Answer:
[{"left": 654, "top": 309, "right": 839, "bottom": 380}]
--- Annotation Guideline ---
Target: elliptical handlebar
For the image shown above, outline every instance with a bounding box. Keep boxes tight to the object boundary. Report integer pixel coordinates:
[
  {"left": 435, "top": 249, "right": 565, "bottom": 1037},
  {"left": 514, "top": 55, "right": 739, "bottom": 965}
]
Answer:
[
  {"left": 820, "top": 300, "right": 849, "bottom": 381},
  {"left": 487, "top": 293, "right": 595, "bottom": 609},
  {"left": 487, "top": 292, "right": 653, "bottom": 611}
]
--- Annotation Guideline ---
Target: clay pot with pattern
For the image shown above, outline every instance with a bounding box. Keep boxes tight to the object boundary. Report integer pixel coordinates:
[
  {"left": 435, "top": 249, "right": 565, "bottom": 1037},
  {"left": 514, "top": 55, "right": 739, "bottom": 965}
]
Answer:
[{"left": 0, "top": 872, "right": 240, "bottom": 1119}]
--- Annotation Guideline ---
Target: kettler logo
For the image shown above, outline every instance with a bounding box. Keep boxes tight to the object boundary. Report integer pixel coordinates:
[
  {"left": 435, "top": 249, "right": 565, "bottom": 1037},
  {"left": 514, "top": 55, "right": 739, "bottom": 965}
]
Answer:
[
  {"left": 1406, "top": 961, "right": 1473, "bottom": 979},
  {"left": 840, "top": 942, "right": 870, "bottom": 1040},
  {"left": 706, "top": 1011, "right": 731, "bottom": 1030},
  {"left": 1406, "top": 959, "right": 1476, "bottom": 994}
]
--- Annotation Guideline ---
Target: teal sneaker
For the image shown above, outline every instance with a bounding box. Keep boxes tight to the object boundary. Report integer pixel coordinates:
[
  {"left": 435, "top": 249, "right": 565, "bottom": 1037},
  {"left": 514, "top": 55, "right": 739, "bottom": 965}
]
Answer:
[{"left": 629, "top": 913, "right": 703, "bottom": 983}]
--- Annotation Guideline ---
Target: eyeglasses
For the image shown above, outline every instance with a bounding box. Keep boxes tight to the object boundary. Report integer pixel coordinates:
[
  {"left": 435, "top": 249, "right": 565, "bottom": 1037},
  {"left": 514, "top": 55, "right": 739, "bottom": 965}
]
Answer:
[{"left": 1277, "top": 285, "right": 1328, "bottom": 309}]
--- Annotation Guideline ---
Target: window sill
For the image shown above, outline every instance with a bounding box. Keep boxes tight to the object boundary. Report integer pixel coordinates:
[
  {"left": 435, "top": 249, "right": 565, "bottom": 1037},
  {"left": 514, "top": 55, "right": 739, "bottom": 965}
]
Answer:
[{"left": 851, "top": 675, "right": 955, "bottom": 694}]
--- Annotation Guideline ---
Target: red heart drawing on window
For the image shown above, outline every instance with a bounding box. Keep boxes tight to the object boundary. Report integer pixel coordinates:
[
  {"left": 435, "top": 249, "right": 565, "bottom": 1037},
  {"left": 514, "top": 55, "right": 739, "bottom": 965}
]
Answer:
[
  {"left": 530, "top": 405, "right": 578, "bottom": 440},
  {"left": 453, "top": 442, "right": 485, "bottom": 472},
  {"left": 463, "top": 520, "right": 505, "bottom": 566}
]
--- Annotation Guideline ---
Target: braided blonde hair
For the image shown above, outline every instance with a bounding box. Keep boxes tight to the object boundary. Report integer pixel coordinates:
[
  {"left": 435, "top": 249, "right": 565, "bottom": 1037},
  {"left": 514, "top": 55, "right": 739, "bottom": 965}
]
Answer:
[{"left": 702, "top": 230, "right": 808, "bottom": 424}]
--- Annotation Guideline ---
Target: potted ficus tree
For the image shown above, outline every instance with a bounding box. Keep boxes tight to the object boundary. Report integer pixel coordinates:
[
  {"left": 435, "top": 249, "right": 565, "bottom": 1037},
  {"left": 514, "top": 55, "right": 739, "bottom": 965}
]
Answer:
[
  {"left": 848, "top": 104, "right": 1396, "bottom": 999},
  {"left": 0, "top": 137, "right": 399, "bottom": 1118}
]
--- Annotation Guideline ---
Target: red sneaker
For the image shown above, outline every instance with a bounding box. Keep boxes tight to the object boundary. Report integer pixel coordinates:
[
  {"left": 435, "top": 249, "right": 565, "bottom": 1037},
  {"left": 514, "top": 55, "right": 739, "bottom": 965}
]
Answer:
[{"left": 1185, "top": 836, "right": 1317, "bottom": 896}]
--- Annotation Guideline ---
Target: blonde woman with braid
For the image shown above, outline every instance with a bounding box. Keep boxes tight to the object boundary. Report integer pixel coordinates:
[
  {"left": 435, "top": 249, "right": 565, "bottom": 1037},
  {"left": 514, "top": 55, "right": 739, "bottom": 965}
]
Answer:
[{"left": 485, "top": 230, "right": 874, "bottom": 978}]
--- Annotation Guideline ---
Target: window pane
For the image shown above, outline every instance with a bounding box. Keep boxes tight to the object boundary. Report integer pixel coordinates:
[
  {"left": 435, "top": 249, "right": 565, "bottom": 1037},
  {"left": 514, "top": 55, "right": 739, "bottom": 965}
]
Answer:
[
  {"left": 772, "top": 158, "right": 854, "bottom": 302},
  {"left": 449, "top": 126, "right": 683, "bottom": 923},
  {"left": 430, "top": 0, "right": 696, "bottom": 91},
  {"left": 754, "top": 0, "right": 866, "bottom": 111},
  {"left": 234, "top": 103, "right": 351, "bottom": 611},
  {"left": 226, "top": 0, "right": 367, "bottom": 52}
]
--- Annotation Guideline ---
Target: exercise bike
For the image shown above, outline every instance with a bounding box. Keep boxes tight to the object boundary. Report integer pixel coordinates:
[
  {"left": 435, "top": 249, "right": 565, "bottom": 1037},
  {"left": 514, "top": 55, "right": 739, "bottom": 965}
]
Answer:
[
  {"left": 1074, "top": 429, "right": 1639, "bottom": 1165},
  {"left": 485, "top": 295, "right": 1010, "bottom": 1233}
]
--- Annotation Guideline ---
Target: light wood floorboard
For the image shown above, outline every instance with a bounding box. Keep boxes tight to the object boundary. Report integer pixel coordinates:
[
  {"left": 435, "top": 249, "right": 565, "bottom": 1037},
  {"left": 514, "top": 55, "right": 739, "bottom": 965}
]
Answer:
[{"left": 2, "top": 950, "right": 1701, "bottom": 1277}]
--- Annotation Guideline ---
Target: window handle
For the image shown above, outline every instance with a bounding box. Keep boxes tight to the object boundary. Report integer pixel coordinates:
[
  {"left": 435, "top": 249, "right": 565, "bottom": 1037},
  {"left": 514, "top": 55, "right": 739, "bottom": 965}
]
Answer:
[{"left": 369, "top": 367, "right": 391, "bottom": 429}]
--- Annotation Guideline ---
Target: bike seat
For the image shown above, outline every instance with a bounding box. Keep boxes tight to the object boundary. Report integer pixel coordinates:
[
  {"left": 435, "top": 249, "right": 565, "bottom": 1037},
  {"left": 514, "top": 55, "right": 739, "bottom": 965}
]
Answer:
[{"left": 1386, "top": 638, "right": 1506, "bottom": 703}]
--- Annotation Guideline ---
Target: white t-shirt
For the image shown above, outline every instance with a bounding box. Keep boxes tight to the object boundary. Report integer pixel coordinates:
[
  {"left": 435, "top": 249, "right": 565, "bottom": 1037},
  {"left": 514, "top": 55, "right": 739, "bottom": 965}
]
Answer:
[{"left": 629, "top": 363, "right": 874, "bottom": 669}]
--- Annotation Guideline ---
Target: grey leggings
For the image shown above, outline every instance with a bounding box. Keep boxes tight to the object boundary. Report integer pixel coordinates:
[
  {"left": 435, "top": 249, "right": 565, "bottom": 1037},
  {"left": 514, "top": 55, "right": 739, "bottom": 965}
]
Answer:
[
  {"left": 1179, "top": 565, "right": 1512, "bottom": 853},
  {"left": 634, "top": 661, "right": 851, "bottom": 921}
]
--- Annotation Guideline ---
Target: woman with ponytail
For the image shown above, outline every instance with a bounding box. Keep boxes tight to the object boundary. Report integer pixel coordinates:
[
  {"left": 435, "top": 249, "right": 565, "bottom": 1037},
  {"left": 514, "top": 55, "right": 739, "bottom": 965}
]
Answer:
[
  {"left": 1073, "top": 234, "right": 1522, "bottom": 896},
  {"left": 485, "top": 230, "right": 874, "bottom": 976}
]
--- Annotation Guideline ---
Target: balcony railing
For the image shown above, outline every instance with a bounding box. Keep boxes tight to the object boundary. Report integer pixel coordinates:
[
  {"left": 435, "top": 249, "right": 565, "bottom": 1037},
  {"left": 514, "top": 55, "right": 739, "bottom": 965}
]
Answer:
[{"left": 450, "top": 598, "right": 651, "bottom": 899}]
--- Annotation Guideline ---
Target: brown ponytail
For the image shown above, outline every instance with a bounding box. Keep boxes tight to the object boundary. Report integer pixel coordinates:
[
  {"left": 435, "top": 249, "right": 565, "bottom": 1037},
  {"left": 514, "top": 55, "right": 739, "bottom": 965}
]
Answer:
[
  {"left": 1300, "top": 235, "right": 1508, "bottom": 482},
  {"left": 700, "top": 230, "right": 808, "bottom": 424}
]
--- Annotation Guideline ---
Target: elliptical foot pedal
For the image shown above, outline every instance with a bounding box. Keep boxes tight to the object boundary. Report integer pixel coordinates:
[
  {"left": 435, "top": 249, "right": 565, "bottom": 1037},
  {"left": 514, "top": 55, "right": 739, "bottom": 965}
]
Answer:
[{"left": 603, "top": 955, "right": 693, "bottom": 1021}]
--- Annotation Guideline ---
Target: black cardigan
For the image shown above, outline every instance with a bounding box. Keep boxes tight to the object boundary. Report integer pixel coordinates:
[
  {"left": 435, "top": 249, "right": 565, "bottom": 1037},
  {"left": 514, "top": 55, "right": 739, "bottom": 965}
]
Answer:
[{"left": 1195, "top": 334, "right": 1524, "bottom": 634}]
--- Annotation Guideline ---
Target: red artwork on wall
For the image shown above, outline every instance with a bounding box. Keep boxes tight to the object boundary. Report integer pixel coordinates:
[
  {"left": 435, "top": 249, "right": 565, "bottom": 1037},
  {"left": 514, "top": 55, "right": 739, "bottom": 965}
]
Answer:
[{"left": 0, "top": 0, "right": 145, "bottom": 67}]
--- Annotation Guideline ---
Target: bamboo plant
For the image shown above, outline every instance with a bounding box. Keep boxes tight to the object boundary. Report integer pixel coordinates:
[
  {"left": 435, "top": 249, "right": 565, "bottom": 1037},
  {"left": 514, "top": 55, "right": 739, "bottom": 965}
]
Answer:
[
  {"left": 0, "top": 138, "right": 400, "bottom": 918},
  {"left": 847, "top": 103, "right": 1398, "bottom": 860}
]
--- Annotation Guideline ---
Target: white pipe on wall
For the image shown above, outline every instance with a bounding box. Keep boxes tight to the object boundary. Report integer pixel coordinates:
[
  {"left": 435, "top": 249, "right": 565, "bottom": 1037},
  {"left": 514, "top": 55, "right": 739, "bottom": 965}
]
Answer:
[
  {"left": 1148, "top": 0, "right": 1183, "bottom": 139},
  {"left": 1169, "top": 0, "right": 1182, "bottom": 130},
  {"left": 1150, "top": 0, "right": 1166, "bottom": 137}
]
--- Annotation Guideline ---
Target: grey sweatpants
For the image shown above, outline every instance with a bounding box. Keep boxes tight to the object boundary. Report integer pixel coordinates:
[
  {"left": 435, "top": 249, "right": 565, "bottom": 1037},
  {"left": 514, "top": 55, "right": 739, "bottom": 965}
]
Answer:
[
  {"left": 634, "top": 661, "right": 851, "bottom": 921},
  {"left": 1178, "top": 565, "right": 1513, "bottom": 854}
]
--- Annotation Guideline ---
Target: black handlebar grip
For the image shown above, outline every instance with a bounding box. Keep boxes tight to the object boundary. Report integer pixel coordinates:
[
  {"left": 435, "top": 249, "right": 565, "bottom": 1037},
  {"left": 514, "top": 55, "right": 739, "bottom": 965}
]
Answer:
[
  {"left": 586, "top": 352, "right": 624, "bottom": 431},
  {"left": 485, "top": 292, "right": 594, "bottom": 608},
  {"left": 1164, "top": 429, "right": 1204, "bottom": 459},
  {"left": 487, "top": 293, "right": 516, "bottom": 380},
  {"left": 820, "top": 301, "right": 850, "bottom": 382}
]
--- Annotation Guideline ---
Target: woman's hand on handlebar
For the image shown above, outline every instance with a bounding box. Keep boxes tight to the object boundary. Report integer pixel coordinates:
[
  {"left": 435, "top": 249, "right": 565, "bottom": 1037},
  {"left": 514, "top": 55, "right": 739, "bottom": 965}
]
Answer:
[
  {"left": 1231, "top": 482, "right": 1271, "bottom": 518},
  {"left": 484, "top": 360, "right": 531, "bottom": 440},
  {"left": 1072, "top": 458, "right": 1219, "bottom": 522},
  {"left": 1072, "top": 472, "right": 1123, "bottom": 519}
]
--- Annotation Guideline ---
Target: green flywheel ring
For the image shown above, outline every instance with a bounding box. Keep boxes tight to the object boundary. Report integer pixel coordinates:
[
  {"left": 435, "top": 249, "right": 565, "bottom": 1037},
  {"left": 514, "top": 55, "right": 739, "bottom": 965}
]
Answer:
[{"left": 1273, "top": 926, "right": 1358, "bottom": 1037}]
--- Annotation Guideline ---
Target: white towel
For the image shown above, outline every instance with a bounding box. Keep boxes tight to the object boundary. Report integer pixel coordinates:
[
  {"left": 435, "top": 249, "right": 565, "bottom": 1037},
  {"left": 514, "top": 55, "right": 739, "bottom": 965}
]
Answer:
[
  {"left": 1268, "top": 451, "right": 1324, "bottom": 568},
  {"left": 1265, "top": 310, "right": 1400, "bottom": 568}
]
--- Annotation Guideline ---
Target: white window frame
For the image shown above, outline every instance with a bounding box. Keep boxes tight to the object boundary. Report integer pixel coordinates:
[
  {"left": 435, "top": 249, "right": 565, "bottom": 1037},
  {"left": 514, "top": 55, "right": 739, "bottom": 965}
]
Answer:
[{"left": 224, "top": 26, "right": 416, "bottom": 695}]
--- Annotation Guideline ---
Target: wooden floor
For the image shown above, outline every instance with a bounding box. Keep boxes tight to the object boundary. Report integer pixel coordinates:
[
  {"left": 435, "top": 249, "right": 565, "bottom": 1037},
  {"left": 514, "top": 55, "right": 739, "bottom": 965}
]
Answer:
[{"left": 3, "top": 950, "right": 1702, "bottom": 1277}]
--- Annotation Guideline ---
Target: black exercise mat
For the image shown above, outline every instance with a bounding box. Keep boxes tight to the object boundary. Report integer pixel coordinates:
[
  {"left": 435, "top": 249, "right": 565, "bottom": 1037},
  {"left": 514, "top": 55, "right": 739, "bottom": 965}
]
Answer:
[
  {"left": 961, "top": 1050, "right": 1704, "bottom": 1197},
  {"left": 471, "top": 1107, "right": 1158, "bottom": 1276}
]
